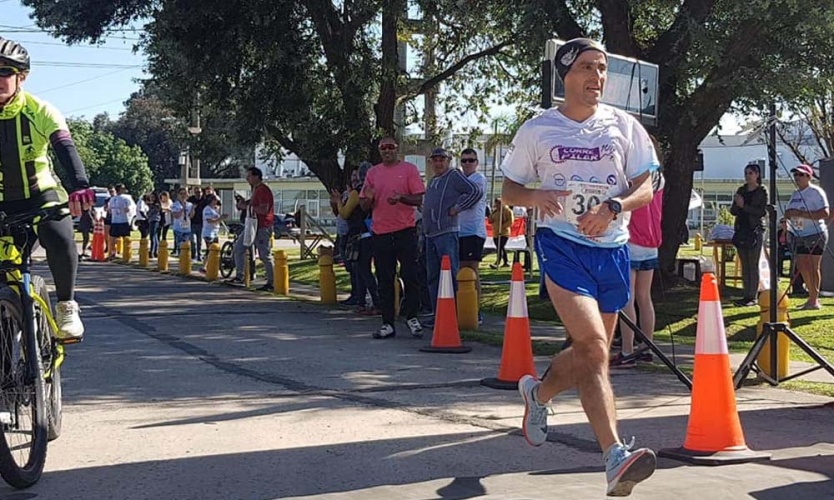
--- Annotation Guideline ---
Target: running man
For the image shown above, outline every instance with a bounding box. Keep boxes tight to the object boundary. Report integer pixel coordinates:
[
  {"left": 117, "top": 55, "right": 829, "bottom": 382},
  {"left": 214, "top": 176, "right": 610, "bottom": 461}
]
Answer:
[{"left": 501, "top": 38, "right": 659, "bottom": 496}]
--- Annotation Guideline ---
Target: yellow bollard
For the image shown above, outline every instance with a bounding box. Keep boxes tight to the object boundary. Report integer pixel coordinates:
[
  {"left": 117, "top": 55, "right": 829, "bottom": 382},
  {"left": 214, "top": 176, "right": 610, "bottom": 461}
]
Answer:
[
  {"left": 139, "top": 238, "right": 150, "bottom": 268},
  {"left": 274, "top": 250, "right": 289, "bottom": 295},
  {"left": 179, "top": 240, "right": 192, "bottom": 276},
  {"left": 205, "top": 242, "right": 220, "bottom": 282},
  {"left": 114, "top": 236, "right": 123, "bottom": 256},
  {"left": 456, "top": 267, "right": 479, "bottom": 330},
  {"left": 694, "top": 233, "right": 703, "bottom": 252},
  {"left": 243, "top": 248, "right": 251, "bottom": 288},
  {"left": 318, "top": 254, "right": 337, "bottom": 304},
  {"left": 158, "top": 240, "right": 169, "bottom": 272},
  {"left": 121, "top": 236, "right": 132, "bottom": 263},
  {"left": 757, "top": 289, "right": 791, "bottom": 379}
]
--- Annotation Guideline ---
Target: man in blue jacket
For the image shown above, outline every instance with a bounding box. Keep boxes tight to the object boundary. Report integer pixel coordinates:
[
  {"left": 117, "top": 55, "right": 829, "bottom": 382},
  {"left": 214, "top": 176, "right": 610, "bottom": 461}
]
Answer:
[{"left": 423, "top": 147, "right": 482, "bottom": 323}]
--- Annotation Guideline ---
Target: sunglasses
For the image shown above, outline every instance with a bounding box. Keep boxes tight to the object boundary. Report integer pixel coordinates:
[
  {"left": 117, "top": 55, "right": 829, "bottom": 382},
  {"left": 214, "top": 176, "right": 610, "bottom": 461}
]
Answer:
[
  {"left": 461, "top": 158, "right": 478, "bottom": 164},
  {"left": 378, "top": 144, "right": 398, "bottom": 151},
  {"left": 793, "top": 172, "right": 808, "bottom": 177},
  {"left": 0, "top": 67, "right": 20, "bottom": 78}
]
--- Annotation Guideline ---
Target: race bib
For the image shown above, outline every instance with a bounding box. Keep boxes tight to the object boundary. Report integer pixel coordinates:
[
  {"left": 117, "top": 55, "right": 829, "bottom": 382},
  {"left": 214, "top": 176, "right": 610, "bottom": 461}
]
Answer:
[{"left": 565, "top": 181, "right": 615, "bottom": 225}]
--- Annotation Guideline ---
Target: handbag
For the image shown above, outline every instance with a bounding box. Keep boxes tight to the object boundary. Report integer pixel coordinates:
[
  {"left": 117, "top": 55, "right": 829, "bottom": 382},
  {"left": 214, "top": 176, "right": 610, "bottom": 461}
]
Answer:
[
  {"left": 344, "top": 235, "right": 361, "bottom": 262},
  {"left": 242, "top": 207, "right": 258, "bottom": 247}
]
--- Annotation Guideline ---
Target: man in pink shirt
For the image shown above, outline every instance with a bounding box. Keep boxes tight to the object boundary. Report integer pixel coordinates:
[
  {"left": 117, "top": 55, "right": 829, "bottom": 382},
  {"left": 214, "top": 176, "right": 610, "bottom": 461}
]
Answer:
[{"left": 360, "top": 137, "right": 426, "bottom": 339}]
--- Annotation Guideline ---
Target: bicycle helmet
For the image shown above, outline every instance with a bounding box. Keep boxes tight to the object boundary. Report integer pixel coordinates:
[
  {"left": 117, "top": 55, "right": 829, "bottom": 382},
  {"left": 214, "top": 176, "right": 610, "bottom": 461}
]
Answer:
[{"left": 0, "top": 38, "right": 30, "bottom": 72}]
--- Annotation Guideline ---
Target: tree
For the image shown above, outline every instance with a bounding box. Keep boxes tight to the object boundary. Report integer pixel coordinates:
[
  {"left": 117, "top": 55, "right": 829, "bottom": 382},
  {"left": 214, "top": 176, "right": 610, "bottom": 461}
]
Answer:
[
  {"left": 58, "top": 118, "right": 154, "bottom": 196},
  {"left": 22, "top": 0, "right": 520, "bottom": 192}
]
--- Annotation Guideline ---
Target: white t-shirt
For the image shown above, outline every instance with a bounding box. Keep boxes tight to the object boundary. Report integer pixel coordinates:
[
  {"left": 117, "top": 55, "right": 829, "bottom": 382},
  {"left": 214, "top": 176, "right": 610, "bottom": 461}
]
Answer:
[
  {"left": 108, "top": 194, "right": 134, "bottom": 224},
  {"left": 202, "top": 206, "right": 221, "bottom": 239},
  {"left": 501, "top": 104, "right": 659, "bottom": 247},
  {"left": 171, "top": 201, "right": 193, "bottom": 232},
  {"left": 786, "top": 184, "right": 829, "bottom": 237}
]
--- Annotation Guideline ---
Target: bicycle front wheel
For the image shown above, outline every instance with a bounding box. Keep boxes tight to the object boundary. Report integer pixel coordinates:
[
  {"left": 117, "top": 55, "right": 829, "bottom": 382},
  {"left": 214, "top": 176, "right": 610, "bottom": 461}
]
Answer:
[
  {"left": 219, "top": 241, "right": 235, "bottom": 278},
  {"left": 0, "top": 287, "right": 48, "bottom": 488}
]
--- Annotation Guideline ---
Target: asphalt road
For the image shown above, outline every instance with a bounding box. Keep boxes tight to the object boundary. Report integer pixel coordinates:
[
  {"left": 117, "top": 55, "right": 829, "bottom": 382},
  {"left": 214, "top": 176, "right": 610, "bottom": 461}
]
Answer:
[{"left": 1, "top": 261, "right": 831, "bottom": 500}]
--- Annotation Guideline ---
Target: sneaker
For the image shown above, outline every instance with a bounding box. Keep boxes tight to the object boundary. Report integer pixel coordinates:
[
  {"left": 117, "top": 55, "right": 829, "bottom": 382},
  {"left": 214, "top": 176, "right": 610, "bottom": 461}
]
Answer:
[
  {"left": 605, "top": 438, "right": 656, "bottom": 496},
  {"left": 636, "top": 352, "right": 653, "bottom": 363},
  {"left": 421, "top": 317, "right": 435, "bottom": 328},
  {"left": 225, "top": 277, "right": 244, "bottom": 285},
  {"left": 373, "top": 323, "right": 396, "bottom": 339},
  {"left": 340, "top": 297, "right": 361, "bottom": 306},
  {"left": 733, "top": 298, "right": 758, "bottom": 307},
  {"left": 406, "top": 317, "right": 423, "bottom": 338},
  {"left": 610, "top": 352, "right": 636, "bottom": 369},
  {"left": 518, "top": 374, "right": 548, "bottom": 446},
  {"left": 800, "top": 301, "right": 822, "bottom": 311},
  {"left": 55, "top": 300, "right": 84, "bottom": 341},
  {"left": 257, "top": 284, "right": 274, "bottom": 292}
]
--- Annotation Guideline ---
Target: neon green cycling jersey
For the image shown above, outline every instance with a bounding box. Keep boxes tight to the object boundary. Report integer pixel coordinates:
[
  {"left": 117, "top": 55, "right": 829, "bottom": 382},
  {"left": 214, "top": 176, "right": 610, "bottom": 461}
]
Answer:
[{"left": 0, "top": 90, "right": 69, "bottom": 204}]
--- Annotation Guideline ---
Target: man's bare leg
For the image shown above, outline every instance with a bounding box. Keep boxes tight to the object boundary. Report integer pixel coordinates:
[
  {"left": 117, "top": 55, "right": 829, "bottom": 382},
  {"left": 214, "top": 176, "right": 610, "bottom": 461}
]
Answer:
[{"left": 536, "top": 276, "right": 619, "bottom": 452}]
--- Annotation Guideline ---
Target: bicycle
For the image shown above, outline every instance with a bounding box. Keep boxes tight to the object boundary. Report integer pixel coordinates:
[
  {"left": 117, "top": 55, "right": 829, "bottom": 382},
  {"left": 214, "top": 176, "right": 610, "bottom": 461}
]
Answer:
[
  {"left": 0, "top": 206, "right": 72, "bottom": 488},
  {"left": 219, "top": 222, "right": 256, "bottom": 280}
]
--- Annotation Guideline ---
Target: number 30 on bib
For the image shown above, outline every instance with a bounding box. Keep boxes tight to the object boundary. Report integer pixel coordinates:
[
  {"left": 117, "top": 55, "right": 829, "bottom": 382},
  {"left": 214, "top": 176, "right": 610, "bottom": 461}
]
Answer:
[{"left": 565, "top": 181, "right": 615, "bottom": 225}]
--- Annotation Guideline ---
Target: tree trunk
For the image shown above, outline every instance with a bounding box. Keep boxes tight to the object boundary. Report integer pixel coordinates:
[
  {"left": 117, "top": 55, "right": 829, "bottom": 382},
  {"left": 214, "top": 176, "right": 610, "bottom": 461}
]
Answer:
[
  {"left": 302, "top": 158, "right": 343, "bottom": 192},
  {"left": 659, "top": 138, "right": 698, "bottom": 273},
  {"left": 375, "top": 0, "right": 403, "bottom": 139}
]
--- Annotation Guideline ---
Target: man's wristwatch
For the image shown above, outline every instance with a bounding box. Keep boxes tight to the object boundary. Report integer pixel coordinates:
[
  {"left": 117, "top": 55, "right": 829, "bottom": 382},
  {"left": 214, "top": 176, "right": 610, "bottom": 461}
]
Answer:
[{"left": 603, "top": 198, "right": 623, "bottom": 219}]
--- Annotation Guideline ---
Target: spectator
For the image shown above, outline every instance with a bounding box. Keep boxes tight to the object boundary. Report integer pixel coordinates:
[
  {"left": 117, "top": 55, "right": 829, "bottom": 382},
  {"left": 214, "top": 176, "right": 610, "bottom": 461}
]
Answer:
[
  {"left": 422, "top": 147, "right": 481, "bottom": 326},
  {"left": 457, "top": 148, "right": 488, "bottom": 324},
  {"left": 77, "top": 202, "right": 94, "bottom": 260},
  {"left": 107, "top": 184, "right": 134, "bottom": 260},
  {"left": 228, "top": 167, "right": 275, "bottom": 291},
  {"left": 337, "top": 164, "right": 379, "bottom": 313},
  {"left": 785, "top": 164, "right": 829, "bottom": 310},
  {"left": 359, "top": 137, "right": 426, "bottom": 339},
  {"left": 159, "top": 190, "right": 173, "bottom": 253},
  {"left": 187, "top": 186, "right": 205, "bottom": 261},
  {"left": 147, "top": 192, "right": 162, "bottom": 258},
  {"left": 135, "top": 193, "right": 151, "bottom": 239},
  {"left": 201, "top": 194, "right": 227, "bottom": 272},
  {"left": 488, "top": 198, "right": 513, "bottom": 268},
  {"left": 331, "top": 181, "right": 360, "bottom": 305},
  {"left": 611, "top": 171, "right": 665, "bottom": 368},
  {"left": 730, "top": 163, "right": 767, "bottom": 307},
  {"left": 171, "top": 188, "right": 193, "bottom": 260},
  {"left": 103, "top": 185, "right": 115, "bottom": 254}
]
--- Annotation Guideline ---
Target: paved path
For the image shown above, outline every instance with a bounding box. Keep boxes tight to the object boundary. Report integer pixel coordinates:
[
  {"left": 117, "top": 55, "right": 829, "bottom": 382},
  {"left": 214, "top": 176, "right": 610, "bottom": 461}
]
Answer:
[{"left": 8, "top": 261, "right": 831, "bottom": 499}]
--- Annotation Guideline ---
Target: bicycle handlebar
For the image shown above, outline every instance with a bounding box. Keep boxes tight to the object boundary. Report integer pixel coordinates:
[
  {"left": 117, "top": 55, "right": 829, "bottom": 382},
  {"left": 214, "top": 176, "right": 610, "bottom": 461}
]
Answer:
[{"left": 0, "top": 204, "right": 68, "bottom": 230}]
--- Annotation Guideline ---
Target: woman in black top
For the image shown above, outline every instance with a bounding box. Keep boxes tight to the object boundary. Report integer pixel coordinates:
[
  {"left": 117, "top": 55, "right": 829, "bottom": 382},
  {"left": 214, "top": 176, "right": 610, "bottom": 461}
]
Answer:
[{"left": 730, "top": 163, "right": 768, "bottom": 306}]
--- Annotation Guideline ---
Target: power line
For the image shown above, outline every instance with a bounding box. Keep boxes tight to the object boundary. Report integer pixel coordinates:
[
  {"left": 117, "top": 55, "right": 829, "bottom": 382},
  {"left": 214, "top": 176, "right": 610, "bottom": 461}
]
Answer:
[
  {"left": 30, "top": 67, "right": 135, "bottom": 94},
  {"left": 32, "top": 61, "right": 142, "bottom": 69},
  {"left": 11, "top": 39, "right": 134, "bottom": 51},
  {"left": 65, "top": 98, "right": 127, "bottom": 115}
]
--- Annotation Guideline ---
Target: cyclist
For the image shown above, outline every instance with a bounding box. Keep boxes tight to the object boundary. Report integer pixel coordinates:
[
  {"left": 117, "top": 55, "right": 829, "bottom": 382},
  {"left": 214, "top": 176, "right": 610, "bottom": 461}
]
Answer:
[{"left": 0, "top": 37, "right": 89, "bottom": 341}]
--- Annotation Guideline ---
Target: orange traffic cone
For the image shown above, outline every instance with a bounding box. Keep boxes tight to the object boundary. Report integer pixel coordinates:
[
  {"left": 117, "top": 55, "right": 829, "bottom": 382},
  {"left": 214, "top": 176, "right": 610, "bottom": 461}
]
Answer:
[
  {"left": 659, "top": 272, "right": 771, "bottom": 465},
  {"left": 481, "top": 262, "right": 536, "bottom": 389},
  {"left": 91, "top": 218, "right": 106, "bottom": 262},
  {"left": 420, "top": 255, "right": 471, "bottom": 354}
]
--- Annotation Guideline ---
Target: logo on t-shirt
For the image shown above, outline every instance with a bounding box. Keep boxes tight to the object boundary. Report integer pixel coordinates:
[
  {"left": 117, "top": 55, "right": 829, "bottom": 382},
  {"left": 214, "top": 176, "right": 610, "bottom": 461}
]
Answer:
[
  {"left": 553, "top": 173, "right": 566, "bottom": 187},
  {"left": 606, "top": 174, "right": 617, "bottom": 185},
  {"left": 549, "top": 143, "right": 615, "bottom": 164}
]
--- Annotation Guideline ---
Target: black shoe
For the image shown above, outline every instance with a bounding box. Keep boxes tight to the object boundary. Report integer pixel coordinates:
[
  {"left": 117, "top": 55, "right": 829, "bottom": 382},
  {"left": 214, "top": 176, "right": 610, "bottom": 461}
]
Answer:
[
  {"left": 610, "top": 352, "right": 636, "bottom": 369},
  {"left": 257, "top": 284, "right": 273, "bottom": 292},
  {"left": 733, "top": 298, "right": 757, "bottom": 307},
  {"left": 225, "top": 277, "right": 244, "bottom": 285}
]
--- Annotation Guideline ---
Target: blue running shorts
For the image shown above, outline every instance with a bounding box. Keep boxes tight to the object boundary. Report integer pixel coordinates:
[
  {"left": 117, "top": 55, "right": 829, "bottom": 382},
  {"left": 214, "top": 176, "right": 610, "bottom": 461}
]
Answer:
[{"left": 535, "top": 229, "right": 631, "bottom": 313}]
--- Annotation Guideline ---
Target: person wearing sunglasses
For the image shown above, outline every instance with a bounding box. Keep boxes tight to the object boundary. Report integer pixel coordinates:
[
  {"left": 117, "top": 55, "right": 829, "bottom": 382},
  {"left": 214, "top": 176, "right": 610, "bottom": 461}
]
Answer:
[
  {"left": 359, "top": 137, "right": 426, "bottom": 339},
  {"left": 785, "top": 164, "right": 829, "bottom": 310},
  {"left": 500, "top": 38, "right": 658, "bottom": 495},
  {"left": 455, "top": 148, "right": 487, "bottom": 324},
  {"left": 0, "top": 37, "right": 90, "bottom": 341}
]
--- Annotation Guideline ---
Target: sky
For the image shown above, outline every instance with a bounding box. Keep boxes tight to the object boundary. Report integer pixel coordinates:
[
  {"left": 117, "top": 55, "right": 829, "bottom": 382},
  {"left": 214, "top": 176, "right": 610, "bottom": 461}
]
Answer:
[
  {"left": 2, "top": 1, "right": 147, "bottom": 120},
  {"left": 3, "top": 0, "right": 743, "bottom": 134}
]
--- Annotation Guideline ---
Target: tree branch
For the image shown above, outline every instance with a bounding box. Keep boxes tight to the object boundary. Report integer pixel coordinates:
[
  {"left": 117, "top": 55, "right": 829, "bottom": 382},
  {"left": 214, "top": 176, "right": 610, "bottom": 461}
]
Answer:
[
  {"left": 596, "top": 0, "right": 637, "bottom": 56},
  {"left": 649, "top": 0, "right": 717, "bottom": 63},
  {"left": 400, "top": 39, "right": 515, "bottom": 102}
]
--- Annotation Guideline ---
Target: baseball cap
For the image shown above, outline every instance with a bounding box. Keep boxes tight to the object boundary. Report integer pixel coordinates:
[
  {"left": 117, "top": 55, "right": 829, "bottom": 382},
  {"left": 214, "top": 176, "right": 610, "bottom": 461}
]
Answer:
[
  {"left": 555, "top": 38, "right": 607, "bottom": 81},
  {"left": 790, "top": 164, "right": 816, "bottom": 178},
  {"left": 430, "top": 147, "right": 451, "bottom": 158}
]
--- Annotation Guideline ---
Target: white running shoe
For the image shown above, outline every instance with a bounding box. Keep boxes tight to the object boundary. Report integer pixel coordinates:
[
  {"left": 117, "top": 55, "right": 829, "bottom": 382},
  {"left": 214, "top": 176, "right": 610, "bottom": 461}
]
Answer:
[
  {"left": 55, "top": 300, "right": 84, "bottom": 341},
  {"left": 605, "top": 438, "right": 656, "bottom": 496},
  {"left": 406, "top": 317, "right": 423, "bottom": 338},
  {"left": 518, "top": 374, "right": 548, "bottom": 446}
]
